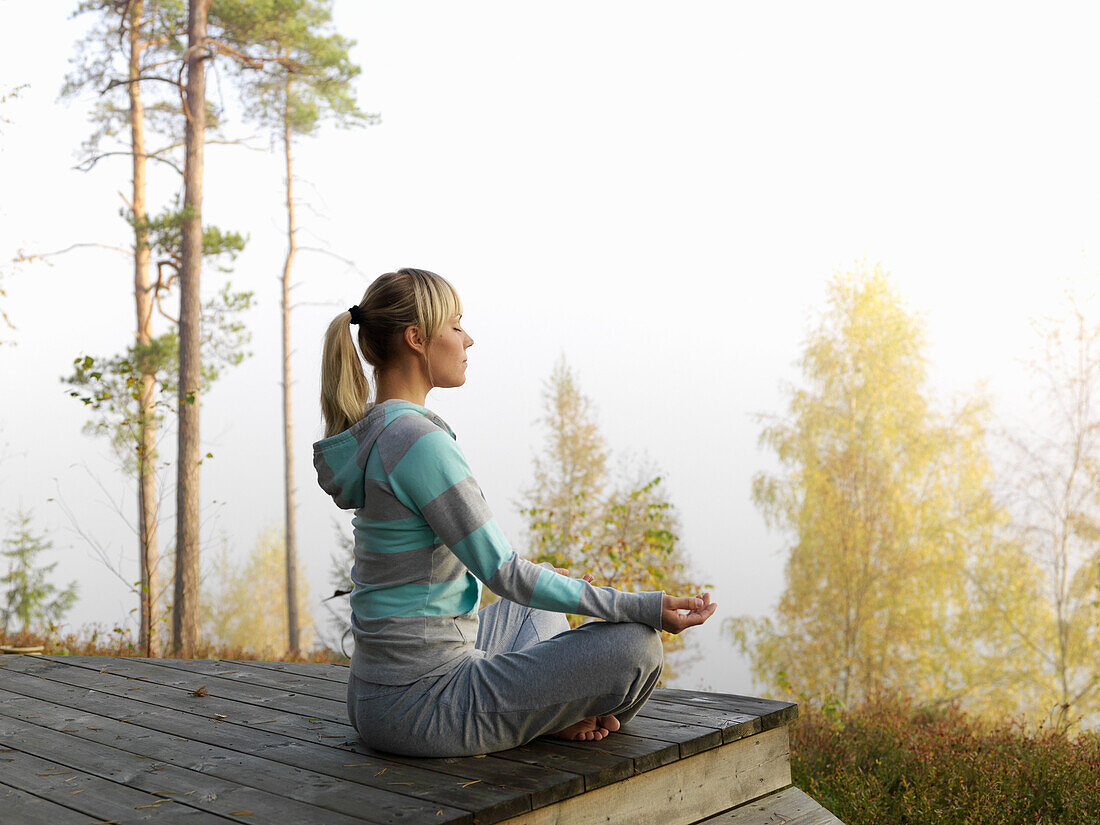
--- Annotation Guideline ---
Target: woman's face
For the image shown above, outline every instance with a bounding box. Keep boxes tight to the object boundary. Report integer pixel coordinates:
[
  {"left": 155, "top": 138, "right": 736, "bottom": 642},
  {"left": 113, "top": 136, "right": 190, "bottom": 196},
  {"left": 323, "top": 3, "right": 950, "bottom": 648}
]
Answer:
[{"left": 427, "top": 314, "right": 474, "bottom": 388}]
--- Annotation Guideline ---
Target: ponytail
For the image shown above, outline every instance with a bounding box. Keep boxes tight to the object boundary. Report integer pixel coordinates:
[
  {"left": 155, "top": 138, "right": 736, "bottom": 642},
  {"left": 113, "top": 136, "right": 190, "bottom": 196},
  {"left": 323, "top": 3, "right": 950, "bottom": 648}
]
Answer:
[{"left": 320, "top": 310, "right": 371, "bottom": 437}]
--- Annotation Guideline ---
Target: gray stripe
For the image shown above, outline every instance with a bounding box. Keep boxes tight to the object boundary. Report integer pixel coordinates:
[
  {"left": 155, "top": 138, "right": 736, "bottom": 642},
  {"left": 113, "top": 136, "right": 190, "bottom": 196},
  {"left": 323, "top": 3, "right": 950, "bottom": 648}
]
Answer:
[
  {"left": 352, "top": 542, "right": 469, "bottom": 591},
  {"left": 353, "top": 543, "right": 436, "bottom": 589},
  {"left": 313, "top": 448, "right": 340, "bottom": 502},
  {"left": 485, "top": 554, "right": 538, "bottom": 606},
  {"left": 378, "top": 414, "right": 438, "bottom": 475},
  {"left": 576, "top": 585, "right": 664, "bottom": 627},
  {"left": 431, "top": 544, "right": 468, "bottom": 584},
  {"left": 420, "top": 477, "right": 491, "bottom": 548},
  {"left": 349, "top": 612, "right": 479, "bottom": 685},
  {"left": 359, "top": 479, "right": 416, "bottom": 521}
]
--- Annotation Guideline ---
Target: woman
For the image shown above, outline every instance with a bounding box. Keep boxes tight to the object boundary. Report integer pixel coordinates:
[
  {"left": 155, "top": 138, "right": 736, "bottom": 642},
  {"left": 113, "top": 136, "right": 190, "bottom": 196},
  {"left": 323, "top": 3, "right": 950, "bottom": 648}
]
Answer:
[{"left": 314, "top": 268, "right": 717, "bottom": 757}]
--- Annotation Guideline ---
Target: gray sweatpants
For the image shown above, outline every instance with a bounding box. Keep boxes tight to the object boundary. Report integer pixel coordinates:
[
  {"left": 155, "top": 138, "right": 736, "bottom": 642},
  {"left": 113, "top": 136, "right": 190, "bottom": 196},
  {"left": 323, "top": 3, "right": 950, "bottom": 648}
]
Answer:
[{"left": 346, "top": 600, "right": 664, "bottom": 757}]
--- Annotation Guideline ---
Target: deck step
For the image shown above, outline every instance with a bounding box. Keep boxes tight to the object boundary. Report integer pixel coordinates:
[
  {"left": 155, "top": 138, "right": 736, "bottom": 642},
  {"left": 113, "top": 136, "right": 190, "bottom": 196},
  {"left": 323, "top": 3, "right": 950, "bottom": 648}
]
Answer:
[{"left": 699, "top": 786, "right": 845, "bottom": 825}]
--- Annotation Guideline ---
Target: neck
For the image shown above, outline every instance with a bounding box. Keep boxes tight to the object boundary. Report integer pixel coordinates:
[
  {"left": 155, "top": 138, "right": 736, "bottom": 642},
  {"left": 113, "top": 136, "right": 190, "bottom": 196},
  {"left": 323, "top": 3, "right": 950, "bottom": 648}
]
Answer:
[{"left": 375, "top": 367, "right": 431, "bottom": 407}]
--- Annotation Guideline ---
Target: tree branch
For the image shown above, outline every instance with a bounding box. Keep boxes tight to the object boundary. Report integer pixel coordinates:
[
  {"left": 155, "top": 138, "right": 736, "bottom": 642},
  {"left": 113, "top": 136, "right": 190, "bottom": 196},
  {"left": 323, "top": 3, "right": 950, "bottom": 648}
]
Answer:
[
  {"left": 73, "top": 151, "right": 184, "bottom": 176},
  {"left": 14, "top": 243, "right": 130, "bottom": 264},
  {"left": 101, "top": 74, "right": 184, "bottom": 95}
]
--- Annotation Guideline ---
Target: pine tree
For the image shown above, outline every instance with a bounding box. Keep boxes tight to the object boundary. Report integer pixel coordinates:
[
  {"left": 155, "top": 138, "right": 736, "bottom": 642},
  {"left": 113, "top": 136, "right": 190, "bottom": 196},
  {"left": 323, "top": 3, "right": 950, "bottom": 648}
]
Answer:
[
  {"left": 214, "top": 0, "right": 373, "bottom": 654},
  {"left": 1, "top": 511, "right": 78, "bottom": 635}
]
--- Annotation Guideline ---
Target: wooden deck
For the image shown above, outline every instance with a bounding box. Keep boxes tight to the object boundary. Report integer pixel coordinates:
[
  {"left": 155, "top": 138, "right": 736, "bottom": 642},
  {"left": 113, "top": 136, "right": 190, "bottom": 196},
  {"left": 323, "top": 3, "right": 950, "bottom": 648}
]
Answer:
[{"left": 0, "top": 654, "right": 842, "bottom": 825}]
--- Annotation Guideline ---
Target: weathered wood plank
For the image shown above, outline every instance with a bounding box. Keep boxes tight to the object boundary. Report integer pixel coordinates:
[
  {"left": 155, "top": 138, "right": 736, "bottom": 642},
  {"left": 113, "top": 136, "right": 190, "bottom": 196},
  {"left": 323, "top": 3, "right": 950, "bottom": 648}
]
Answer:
[
  {"left": 378, "top": 750, "right": 587, "bottom": 811},
  {"left": 0, "top": 668, "right": 527, "bottom": 824},
  {"left": 141, "top": 656, "right": 348, "bottom": 702},
  {"left": 547, "top": 729, "right": 681, "bottom": 774},
  {"left": 636, "top": 699, "right": 761, "bottom": 745},
  {"left": 0, "top": 712, "right": 430, "bottom": 825},
  {"left": 496, "top": 725, "right": 792, "bottom": 825},
  {"left": 0, "top": 655, "right": 804, "bottom": 825},
  {"left": 656, "top": 689, "right": 798, "bottom": 730},
  {"left": 0, "top": 747, "right": 237, "bottom": 823},
  {"left": 0, "top": 654, "right": 573, "bottom": 819},
  {"left": 34, "top": 655, "right": 348, "bottom": 723},
  {"left": 0, "top": 654, "right": 353, "bottom": 743},
  {"left": 696, "top": 786, "right": 845, "bottom": 824},
  {"left": 0, "top": 781, "right": 104, "bottom": 825},
  {"left": 0, "top": 656, "right": 696, "bottom": 813},
  {"left": 621, "top": 711, "right": 726, "bottom": 756},
  {"left": 492, "top": 737, "right": 636, "bottom": 791},
  {"left": 227, "top": 658, "right": 350, "bottom": 683}
]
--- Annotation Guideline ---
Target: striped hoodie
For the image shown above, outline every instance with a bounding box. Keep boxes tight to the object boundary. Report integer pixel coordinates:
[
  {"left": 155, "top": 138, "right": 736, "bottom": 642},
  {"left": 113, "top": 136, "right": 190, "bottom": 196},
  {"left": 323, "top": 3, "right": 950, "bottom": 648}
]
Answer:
[{"left": 313, "top": 399, "right": 664, "bottom": 685}]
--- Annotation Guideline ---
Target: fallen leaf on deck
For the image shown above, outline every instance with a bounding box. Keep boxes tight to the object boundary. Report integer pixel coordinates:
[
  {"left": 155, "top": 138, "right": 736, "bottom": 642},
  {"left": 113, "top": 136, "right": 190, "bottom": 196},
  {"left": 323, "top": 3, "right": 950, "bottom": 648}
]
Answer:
[
  {"left": 375, "top": 767, "right": 387, "bottom": 777},
  {"left": 343, "top": 763, "right": 371, "bottom": 767},
  {"left": 459, "top": 780, "right": 481, "bottom": 788},
  {"left": 229, "top": 811, "right": 253, "bottom": 816},
  {"left": 135, "top": 802, "right": 164, "bottom": 809},
  {"left": 190, "top": 685, "right": 209, "bottom": 697},
  {"left": 388, "top": 782, "right": 414, "bottom": 786},
  {"left": 71, "top": 789, "right": 84, "bottom": 794}
]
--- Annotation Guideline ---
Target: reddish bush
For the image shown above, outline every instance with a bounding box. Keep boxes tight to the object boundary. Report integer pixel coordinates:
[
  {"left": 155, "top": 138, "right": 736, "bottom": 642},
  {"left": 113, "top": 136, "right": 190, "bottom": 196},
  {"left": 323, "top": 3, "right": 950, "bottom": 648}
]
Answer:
[{"left": 791, "top": 694, "right": 1100, "bottom": 825}]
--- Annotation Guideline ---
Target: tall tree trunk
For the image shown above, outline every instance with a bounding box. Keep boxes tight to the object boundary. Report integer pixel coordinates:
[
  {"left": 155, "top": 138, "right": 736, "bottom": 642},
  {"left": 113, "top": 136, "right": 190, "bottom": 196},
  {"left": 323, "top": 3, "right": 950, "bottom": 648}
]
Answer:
[
  {"left": 282, "top": 79, "right": 300, "bottom": 655},
  {"left": 128, "top": 0, "right": 160, "bottom": 659},
  {"left": 173, "top": 0, "right": 208, "bottom": 655}
]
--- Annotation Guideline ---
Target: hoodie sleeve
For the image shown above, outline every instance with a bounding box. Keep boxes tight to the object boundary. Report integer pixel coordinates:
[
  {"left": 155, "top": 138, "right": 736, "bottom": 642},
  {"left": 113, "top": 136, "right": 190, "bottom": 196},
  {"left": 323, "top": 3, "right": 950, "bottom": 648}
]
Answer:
[{"left": 386, "top": 426, "right": 664, "bottom": 630}]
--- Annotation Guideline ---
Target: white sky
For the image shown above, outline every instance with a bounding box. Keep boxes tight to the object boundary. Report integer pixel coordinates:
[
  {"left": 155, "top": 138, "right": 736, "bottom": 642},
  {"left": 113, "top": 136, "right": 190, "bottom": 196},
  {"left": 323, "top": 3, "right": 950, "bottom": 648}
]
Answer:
[{"left": 2, "top": 1, "right": 1100, "bottom": 693}]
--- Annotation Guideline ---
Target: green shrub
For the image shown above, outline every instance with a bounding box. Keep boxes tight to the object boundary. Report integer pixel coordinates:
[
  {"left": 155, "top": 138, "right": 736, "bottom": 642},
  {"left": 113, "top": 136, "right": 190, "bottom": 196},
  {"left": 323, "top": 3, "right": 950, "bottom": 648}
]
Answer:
[{"left": 792, "top": 694, "right": 1100, "bottom": 825}]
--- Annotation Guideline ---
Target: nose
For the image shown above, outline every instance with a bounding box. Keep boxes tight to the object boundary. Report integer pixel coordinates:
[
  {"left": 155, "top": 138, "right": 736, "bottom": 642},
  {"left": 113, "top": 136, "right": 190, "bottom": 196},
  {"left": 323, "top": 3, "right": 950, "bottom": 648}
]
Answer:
[{"left": 464, "top": 332, "right": 474, "bottom": 348}]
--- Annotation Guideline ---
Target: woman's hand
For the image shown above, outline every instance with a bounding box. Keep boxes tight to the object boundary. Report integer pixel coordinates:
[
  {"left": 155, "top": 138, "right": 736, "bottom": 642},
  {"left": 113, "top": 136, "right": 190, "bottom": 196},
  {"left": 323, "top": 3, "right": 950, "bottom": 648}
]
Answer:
[
  {"left": 554, "top": 567, "right": 594, "bottom": 584},
  {"left": 661, "top": 593, "right": 718, "bottom": 634}
]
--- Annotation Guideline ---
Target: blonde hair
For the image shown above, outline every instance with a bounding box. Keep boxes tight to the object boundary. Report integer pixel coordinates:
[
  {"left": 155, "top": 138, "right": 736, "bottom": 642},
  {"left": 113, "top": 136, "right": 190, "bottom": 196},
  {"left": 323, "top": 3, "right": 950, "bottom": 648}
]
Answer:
[{"left": 321, "top": 268, "right": 462, "bottom": 437}]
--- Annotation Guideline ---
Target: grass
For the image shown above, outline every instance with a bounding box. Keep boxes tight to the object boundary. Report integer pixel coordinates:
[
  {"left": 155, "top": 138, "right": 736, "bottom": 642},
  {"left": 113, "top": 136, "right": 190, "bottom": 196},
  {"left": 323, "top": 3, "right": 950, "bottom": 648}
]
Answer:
[
  {"left": 0, "top": 625, "right": 350, "bottom": 663},
  {"left": 791, "top": 694, "right": 1100, "bottom": 825}
]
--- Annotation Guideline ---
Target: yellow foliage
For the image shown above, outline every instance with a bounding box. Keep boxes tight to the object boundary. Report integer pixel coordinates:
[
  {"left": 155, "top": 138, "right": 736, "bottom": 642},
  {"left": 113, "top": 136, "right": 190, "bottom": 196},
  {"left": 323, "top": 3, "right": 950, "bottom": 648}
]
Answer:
[
  {"left": 202, "top": 526, "right": 313, "bottom": 657},
  {"left": 521, "top": 358, "right": 707, "bottom": 680},
  {"left": 731, "top": 263, "right": 1046, "bottom": 718}
]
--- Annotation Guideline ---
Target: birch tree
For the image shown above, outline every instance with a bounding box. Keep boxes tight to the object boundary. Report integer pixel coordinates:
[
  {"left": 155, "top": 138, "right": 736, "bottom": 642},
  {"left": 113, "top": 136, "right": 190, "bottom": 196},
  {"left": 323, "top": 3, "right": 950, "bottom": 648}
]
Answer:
[
  {"left": 1003, "top": 293, "right": 1100, "bottom": 731},
  {"left": 730, "top": 264, "right": 1012, "bottom": 710}
]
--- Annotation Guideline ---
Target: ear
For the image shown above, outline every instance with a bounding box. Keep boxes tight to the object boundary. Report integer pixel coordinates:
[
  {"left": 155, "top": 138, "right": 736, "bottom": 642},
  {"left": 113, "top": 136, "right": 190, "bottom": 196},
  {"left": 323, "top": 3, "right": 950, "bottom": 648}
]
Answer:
[{"left": 403, "top": 325, "right": 427, "bottom": 354}]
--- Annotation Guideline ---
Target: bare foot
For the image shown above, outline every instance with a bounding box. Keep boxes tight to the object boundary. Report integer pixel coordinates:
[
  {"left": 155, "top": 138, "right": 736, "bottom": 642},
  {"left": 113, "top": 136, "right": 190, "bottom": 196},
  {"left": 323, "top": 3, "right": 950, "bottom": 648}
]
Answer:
[{"left": 551, "top": 714, "right": 620, "bottom": 742}]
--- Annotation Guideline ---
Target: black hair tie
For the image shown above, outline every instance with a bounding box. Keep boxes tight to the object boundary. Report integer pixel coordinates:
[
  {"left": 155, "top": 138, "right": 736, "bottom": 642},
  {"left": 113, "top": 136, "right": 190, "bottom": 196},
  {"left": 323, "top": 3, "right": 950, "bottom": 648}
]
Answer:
[{"left": 348, "top": 305, "right": 364, "bottom": 325}]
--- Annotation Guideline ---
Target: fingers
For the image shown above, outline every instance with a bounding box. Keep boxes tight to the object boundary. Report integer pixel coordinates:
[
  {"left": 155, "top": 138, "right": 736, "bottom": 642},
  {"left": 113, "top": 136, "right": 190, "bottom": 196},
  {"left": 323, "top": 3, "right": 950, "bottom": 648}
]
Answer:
[
  {"left": 582, "top": 573, "right": 595, "bottom": 583},
  {"left": 661, "top": 593, "right": 719, "bottom": 634},
  {"left": 664, "top": 594, "right": 704, "bottom": 612}
]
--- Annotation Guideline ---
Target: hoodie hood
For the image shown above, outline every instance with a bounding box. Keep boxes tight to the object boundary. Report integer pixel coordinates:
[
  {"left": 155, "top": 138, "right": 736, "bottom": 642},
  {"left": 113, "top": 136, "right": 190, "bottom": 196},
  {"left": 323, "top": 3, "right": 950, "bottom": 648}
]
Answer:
[{"left": 313, "top": 400, "right": 454, "bottom": 510}]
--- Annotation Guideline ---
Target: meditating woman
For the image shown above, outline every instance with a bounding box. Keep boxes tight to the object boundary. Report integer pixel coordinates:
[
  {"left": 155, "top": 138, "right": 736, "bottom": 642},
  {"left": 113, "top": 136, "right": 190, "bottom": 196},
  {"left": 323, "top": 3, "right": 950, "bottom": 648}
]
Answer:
[{"left": 314, "top": 268, "right": 717, "bottom": 758}]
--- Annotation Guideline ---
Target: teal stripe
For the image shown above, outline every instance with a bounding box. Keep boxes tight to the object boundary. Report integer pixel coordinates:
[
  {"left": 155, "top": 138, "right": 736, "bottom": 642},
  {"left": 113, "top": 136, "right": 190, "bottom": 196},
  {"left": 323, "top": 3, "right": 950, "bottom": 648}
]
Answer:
[
  {"left": 449, "top": 519, "right": 512, "bottom": 581},
  {"left": 529, "top": 568, "right": 582, "bottom": 613},
  {"left": 323, "top": 449, "right": 364, "bottom": 504},
  {"left": 392, "top": 430, "right": 471, "bottom": 507},
  {"left": 350, "top": 575, "right": 479, "bottom": 620},
  {"left": 352, "top": 515, "right": 436, "bottom": 553},
  {"left": 363, "top": 449, "right": 388, "bottom": 483}
]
